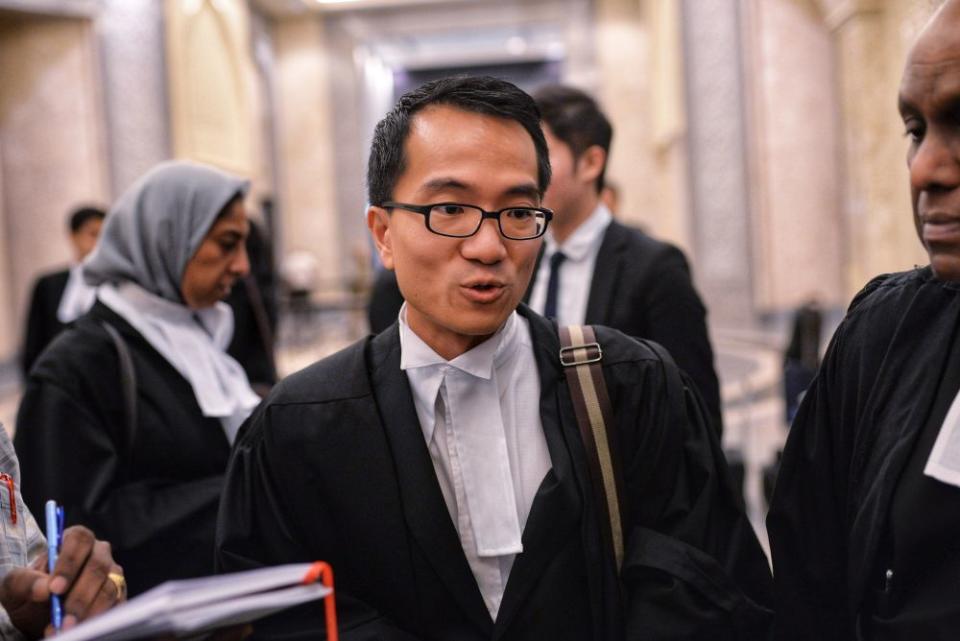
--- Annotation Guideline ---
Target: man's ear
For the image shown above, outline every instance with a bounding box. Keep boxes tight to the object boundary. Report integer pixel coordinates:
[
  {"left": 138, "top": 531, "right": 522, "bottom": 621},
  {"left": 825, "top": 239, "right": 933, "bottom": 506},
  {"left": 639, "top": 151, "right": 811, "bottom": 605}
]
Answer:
[
  {"left": 367, "top": 206, "right": 395, "bottom": 270},
  {"left": 576, "top": 145, "right": 607, "bottom": 186}
]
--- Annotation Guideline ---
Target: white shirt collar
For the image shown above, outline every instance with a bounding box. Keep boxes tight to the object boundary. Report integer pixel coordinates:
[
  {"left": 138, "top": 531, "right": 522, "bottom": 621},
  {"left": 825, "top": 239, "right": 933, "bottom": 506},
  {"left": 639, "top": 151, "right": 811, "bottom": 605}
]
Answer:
[
  {"left": 57, "top": 264, "right": 97, "bottom": 323},
  {"left": 398, "top": 303, "right": 549, "bottom": 614},
  {"left": 399, "top": 305, "right": 513, "bottom": 380},
  {"left": 399, "top": 304, "right": 519, "bottom": 442},
  {"left": 544, "top": 203, "right": 612, "bottom": 262}
]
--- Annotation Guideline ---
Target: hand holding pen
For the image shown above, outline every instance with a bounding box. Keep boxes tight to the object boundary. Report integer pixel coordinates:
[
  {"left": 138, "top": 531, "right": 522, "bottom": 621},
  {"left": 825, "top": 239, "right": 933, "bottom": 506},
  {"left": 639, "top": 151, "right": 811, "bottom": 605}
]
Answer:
[
  {"left": 0, "top": 519, "right": 125, "bottom": 638},
  {"left": 45, "top": 501, "right": 64, "bottom": 631}
]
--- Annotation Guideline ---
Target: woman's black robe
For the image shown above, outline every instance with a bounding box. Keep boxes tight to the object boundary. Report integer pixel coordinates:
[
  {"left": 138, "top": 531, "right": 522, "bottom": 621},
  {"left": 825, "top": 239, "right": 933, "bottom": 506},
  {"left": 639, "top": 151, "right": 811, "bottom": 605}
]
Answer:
[{"left": 14, "top": 301, "right": 231, "bottom": 596}]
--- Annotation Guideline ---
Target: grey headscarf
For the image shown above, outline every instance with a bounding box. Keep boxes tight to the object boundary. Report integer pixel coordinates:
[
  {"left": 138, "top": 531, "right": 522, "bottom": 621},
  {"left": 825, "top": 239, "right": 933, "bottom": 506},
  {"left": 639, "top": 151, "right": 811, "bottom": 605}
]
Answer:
[{"left": 84, "top": 161, "right": 250, "bottom": 301}]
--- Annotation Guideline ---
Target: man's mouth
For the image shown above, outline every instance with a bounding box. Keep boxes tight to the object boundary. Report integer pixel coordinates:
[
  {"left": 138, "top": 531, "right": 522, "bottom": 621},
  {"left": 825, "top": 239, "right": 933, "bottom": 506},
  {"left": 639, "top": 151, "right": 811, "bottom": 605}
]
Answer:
[
  {"left": 922, "top": 213, "right": 960, "bottom": 244},
  {"left": 461, "top": 280, "right": 507, "bottom": 303}
]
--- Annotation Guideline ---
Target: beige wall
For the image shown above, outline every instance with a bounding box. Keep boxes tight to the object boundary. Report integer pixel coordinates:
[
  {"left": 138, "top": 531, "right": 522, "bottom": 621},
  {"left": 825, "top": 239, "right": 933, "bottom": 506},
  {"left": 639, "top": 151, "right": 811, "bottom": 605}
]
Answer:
[
  {"left": 0, "top": 14, "right": 108, "bottom": 360},
  {"left": 595, "top": 0, "right": 692, "bottom": 252},
  {"left": 165, "top": 0, "right": 268, "bottom": 194},
  {"left": 744, "top": 0, "right": 845, "bottom": 311},
  {"left": 824, "top": 0, "right": 941, "bottom": 297},
  {"left": 272, "top": 16, "right": 342, "bottom": 291},
  {"left": 645, "top": 0, "right": 692, "bottom": 252},
  {"left": 165, "top": 0, "right": 280, "bottom": 257},
  {"left": 594, "top": 1, "right": 656, "bottom": 232}
]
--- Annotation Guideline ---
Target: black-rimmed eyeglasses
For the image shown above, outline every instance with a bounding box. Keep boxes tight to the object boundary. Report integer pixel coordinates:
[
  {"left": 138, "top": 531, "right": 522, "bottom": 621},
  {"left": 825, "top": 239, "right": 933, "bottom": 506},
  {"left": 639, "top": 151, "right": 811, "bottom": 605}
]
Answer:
[{"left": 380, "top": 202, "right": 553, "bottom": 240}]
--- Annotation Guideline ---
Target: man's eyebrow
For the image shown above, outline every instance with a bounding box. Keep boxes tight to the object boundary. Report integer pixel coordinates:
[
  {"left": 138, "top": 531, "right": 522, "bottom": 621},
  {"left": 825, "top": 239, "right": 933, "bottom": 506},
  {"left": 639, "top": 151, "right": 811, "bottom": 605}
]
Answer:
[
  {"left": 420, "top": 178, "right": 541, "bottom": 201},
  {"left": 503, "top": 184, "right": 541, "bottom": 200},
  {"left": 422, "top": 178, "right": 469, "bottom": 193},
  {"left": 898, "top": 93, "right": 918, "bottom": 116}
]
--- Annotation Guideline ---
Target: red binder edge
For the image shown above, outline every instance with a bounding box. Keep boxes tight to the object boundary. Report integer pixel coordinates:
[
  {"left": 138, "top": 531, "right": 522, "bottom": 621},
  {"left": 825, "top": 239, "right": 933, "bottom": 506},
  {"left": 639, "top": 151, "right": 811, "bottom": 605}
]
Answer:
[{"left": 301, "top": 561, "right": 338, "bottom": 641}]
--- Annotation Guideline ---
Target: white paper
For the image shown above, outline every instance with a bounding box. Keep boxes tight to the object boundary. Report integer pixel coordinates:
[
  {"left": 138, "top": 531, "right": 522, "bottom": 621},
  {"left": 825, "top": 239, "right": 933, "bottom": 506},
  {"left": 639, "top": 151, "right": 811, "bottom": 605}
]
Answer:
[
  {"left": 52, "top": 563, "right": 332, "bottom": 641},
  {"left": 925, "top": 385, "right": 960, "bottom": 488}
]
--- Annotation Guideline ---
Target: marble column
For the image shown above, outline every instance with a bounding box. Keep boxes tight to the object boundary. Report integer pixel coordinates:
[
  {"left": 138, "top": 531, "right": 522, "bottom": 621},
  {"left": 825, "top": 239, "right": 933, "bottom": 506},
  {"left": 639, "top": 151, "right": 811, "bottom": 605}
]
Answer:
[
  {"left": 97, "top": 0, "right": 170, "bottom": 196},
  {"left": 681, "top": 0, "right": 754, "bottom": 324}
]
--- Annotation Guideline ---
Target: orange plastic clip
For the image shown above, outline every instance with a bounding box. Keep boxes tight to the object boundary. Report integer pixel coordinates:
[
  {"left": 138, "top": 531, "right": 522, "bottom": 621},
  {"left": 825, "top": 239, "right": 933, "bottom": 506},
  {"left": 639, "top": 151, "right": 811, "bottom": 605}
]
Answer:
[
  {"left": 0, "top": 474, "right": 16, "bottom": 525},
  {"left": 302, "top": 561, "right": 338, "bottom": 641}
]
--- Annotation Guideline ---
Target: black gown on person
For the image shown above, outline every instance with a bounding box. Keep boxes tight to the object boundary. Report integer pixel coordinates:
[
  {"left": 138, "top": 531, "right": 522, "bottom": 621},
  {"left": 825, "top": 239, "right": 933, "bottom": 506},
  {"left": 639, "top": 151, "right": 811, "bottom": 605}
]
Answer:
[
  {"left": 768, "top": 266, "right": 960, "bottom": 640},
  {"left": 216, "top": 305, "right": 772, "bottom": 641},
  {"left": 15, "top": 301, "right": 231, "bottom": 597},
  {"left": 21, "top": 268, "right": 69, "bottom": 377},
  {"left": 865, "top": 305, "right": 960, "bottom": 639}
]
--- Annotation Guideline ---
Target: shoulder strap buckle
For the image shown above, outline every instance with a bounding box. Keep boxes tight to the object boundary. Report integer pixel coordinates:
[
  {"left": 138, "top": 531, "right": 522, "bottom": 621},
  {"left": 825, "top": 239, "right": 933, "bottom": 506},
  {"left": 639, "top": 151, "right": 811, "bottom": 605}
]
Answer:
[{"left": 559, "top": 341, "right": 602, "bottom": 367}]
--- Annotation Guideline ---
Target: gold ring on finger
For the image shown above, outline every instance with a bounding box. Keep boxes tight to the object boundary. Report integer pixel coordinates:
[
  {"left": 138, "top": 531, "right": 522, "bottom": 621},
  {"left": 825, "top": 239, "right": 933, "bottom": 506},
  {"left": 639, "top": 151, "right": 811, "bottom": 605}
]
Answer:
[{"left": 107, "top": 572, "right": 127, "bottom": 599}]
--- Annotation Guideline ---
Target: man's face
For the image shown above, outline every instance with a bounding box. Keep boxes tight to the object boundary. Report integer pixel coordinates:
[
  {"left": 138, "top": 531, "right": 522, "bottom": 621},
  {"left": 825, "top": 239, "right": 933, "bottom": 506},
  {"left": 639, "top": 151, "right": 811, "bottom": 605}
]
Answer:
[
  {"left": 541, "top": 125, "right": 581, "bottom": 220},
  {"left": 900, "top": 5, "right": 960, "bottom": 281},
  {"left": 70, "top": 217, "right": 102, "bottom": 262},
  {"left": 368, "top": 104, "right": 543, "bottom": 360}
]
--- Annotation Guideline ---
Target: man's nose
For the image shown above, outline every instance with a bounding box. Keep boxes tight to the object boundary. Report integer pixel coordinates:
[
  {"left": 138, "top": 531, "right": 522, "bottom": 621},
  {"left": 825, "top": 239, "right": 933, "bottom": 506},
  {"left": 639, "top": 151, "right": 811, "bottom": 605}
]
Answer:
[
  {"left": 910, "top": 130, "right": 960, "bottom": 194},
  {"left": 460, "top": 218, "right": 507, "bottom": 263}
]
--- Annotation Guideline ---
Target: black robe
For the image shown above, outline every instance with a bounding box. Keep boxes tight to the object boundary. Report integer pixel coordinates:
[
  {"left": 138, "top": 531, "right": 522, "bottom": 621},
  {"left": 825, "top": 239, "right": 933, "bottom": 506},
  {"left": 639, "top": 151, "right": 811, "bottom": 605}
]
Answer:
[
  {"left": 14, "top": 301, "right": 231, "bottom": 596},
  {"left": 767, "top": 267, "right": 960, "bottom": 640},
  {"left": 216, "top": 306, "right": 772, "bottom": 640},
  {"left": 22, "top": 268, "right": 69, "bottom": 377}
]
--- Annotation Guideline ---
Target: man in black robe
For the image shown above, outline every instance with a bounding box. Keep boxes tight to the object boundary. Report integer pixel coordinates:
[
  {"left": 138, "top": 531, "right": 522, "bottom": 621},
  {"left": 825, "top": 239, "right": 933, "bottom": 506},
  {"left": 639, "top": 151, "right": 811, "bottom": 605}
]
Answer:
[
  {"left": 216, "top": 76, "right": 772, "bottom": 640},
  {"left": 767, "top": 2, "right": 960, "bottom": 639}
]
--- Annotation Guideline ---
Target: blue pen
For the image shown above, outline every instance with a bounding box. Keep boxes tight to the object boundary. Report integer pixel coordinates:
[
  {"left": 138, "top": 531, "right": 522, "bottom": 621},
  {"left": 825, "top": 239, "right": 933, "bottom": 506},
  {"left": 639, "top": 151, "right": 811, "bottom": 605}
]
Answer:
[{"left": 44, "top": 500, "right": 63, "bottom": 632}]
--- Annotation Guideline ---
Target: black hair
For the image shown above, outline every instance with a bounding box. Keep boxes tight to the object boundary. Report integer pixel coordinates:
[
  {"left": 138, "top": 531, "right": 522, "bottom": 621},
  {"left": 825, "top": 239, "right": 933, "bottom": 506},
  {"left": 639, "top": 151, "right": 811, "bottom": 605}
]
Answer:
[
  {"left": 68, "top": 206, "right": 106, "bottom": 233},
  {"left": 532, "top": 84, "right": 612, "bottom": 193},
  {"left": 366, "top": 75, "right": 551, "bottom": 206}
]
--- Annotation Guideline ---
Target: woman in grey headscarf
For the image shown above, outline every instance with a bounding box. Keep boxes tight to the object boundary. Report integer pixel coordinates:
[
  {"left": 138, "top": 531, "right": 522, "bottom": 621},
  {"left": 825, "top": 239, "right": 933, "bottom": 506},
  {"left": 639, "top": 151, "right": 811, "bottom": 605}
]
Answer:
[{"left": 15, "top": 161, "right": 261, "bottom": 597}]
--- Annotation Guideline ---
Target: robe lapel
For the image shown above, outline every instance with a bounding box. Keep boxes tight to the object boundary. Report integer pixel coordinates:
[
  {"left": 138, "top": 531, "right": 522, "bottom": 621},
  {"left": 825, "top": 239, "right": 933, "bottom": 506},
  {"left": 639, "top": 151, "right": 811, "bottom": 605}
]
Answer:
[
  {"left": 847, "top": 282, "right": 960, "bottom": 616},
  {"left": 368, "top": 327, "right": 494, "bottom": 636},
  {"left": 493, "top": 308, "right": 583, "bottom": 639},
  {"left": 584, "top": 222, "right": 625, "bottom": 325}
]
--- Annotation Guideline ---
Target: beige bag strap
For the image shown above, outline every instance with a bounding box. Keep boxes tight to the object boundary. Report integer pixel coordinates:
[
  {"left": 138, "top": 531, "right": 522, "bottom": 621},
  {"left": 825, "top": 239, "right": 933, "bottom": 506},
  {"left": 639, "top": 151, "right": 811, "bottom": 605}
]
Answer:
[{"left": 559, "top": 325, "right": 626, "bottom": 572}]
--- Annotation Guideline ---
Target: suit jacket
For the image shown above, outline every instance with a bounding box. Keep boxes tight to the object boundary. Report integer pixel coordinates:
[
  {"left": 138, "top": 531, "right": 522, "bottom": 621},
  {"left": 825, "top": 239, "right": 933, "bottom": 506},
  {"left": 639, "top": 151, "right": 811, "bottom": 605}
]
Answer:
[
  {"left": 527, "top": 221, "right": 722, "bottom": 435},
  {"left": 216, "top": 306, "right": 772, "bottom": 640},
  {"left": 21, "top": 268, "right": 70, "bottom": 376}
]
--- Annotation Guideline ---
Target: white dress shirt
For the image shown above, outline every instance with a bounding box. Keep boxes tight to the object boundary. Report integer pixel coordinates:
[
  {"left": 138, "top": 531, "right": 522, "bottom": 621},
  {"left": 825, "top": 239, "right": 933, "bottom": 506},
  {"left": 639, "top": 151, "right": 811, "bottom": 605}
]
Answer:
[
  {"left": 399, "top": 305, "right": 551, "bottom": 620},
  {"left": 528, "top": 204, "right": 613, "bottom": 325},
  {"left": 926, "top": 387, "right": 960, "bottom": 488},
  {"left": 56, "top": 264, "right": 97, "bottom": 323}
]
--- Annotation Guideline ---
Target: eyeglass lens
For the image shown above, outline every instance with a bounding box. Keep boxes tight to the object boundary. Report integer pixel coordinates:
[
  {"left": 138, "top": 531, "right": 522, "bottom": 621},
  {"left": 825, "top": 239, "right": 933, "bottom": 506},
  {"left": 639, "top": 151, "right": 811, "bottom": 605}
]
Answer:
[{"left": 428, "top": 205, "right": 546, "bottom": 239}]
